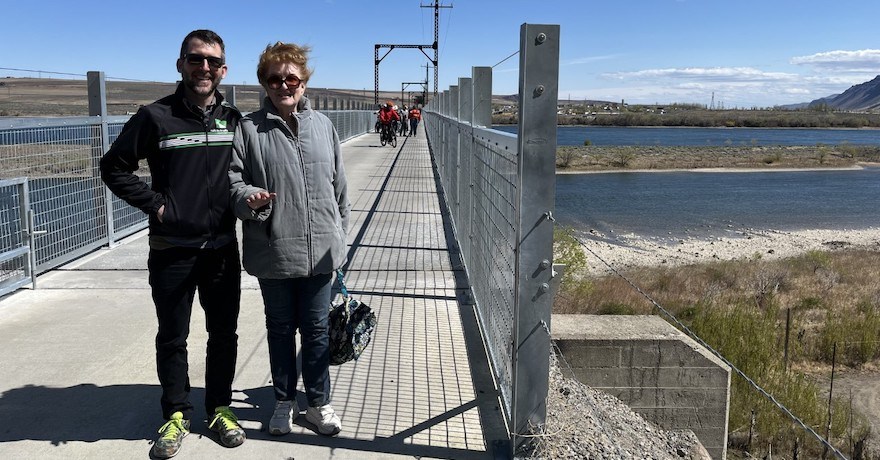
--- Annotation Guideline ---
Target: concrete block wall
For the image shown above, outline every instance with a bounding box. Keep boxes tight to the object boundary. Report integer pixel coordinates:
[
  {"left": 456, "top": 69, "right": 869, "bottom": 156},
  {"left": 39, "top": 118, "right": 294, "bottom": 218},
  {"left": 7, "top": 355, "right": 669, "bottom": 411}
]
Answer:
[{"left": 552, "top": 314, "right": 730, "bottom": 460}]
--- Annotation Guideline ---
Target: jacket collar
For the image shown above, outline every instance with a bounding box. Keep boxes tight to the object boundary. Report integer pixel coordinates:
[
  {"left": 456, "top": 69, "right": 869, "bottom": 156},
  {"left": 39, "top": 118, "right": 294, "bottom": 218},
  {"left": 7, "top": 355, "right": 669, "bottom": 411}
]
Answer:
[{"left": 175, "top": 82, "right": 226, "bottom": 115}]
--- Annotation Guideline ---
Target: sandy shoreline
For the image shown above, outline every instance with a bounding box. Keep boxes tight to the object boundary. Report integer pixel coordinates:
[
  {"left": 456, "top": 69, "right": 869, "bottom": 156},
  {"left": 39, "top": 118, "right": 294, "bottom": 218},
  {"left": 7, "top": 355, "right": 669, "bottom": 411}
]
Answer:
[{"left": 577, "top": 226, "right": 880, "bottom": 276}]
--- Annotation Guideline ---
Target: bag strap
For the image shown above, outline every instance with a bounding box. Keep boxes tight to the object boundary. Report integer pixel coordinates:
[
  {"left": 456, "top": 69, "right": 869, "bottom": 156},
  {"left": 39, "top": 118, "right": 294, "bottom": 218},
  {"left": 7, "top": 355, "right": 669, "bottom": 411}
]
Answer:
[{"left": 336, "top": 269, "right": 349, "bottom": 299}]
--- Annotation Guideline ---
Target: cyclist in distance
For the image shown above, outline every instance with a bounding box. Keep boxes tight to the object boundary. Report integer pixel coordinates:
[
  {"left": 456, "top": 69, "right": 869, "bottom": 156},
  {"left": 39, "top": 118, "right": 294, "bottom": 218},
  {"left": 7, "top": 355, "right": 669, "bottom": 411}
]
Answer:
[{"left": 377, "top": 102, "right": 399, "bottom": 144}]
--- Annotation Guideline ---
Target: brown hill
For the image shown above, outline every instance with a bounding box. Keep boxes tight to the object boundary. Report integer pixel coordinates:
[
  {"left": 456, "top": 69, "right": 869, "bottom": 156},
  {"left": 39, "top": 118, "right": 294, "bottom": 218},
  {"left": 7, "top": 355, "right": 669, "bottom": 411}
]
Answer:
[{"left": 0, "top": 77, "right": 410, "bottom": 117}]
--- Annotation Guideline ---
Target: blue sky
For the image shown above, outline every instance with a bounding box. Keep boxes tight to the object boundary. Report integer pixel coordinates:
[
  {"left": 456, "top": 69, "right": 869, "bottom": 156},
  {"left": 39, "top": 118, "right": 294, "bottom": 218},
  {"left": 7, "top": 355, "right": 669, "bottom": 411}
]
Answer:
[{"left": 3, "top": 0, "right": 880, "bottom": 108}]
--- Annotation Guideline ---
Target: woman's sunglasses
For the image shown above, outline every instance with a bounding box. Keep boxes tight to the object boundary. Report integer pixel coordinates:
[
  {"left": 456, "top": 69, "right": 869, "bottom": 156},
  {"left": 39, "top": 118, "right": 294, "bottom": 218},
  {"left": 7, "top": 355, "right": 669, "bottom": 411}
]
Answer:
[{"left": 266, "top": 74, "right": 304, "bottom": 89}]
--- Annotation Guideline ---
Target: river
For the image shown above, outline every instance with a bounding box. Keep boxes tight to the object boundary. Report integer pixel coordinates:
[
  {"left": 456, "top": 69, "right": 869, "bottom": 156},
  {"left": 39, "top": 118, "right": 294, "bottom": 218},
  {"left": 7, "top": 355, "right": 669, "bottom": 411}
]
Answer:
[
  {"left": 494, "top": 126, "right": 880, "bottom": 237},
  {"left": 493, "top": 125, "right": 880, "bottom": 147}
]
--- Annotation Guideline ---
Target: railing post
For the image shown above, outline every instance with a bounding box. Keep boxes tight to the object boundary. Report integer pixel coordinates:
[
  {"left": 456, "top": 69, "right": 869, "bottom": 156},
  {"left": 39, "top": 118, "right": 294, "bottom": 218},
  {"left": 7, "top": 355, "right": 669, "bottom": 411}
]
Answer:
[
  {"left": 87, "top": 71, "right": 116, "bottom": 247},
  {"left": 226, "top": 85, "right": 237, "bottom": 108},
  {"left": 449, "top": 85, "right": 460, "bottom": 213},
  {"left": 511, "top": 23, "right": 559, "bottom": 453},
  {"left": 472, "top": 66, "right": 492, "bottom": 128},
  {"left": 458, "top": 77, "right": 473, "bottom": 264}
]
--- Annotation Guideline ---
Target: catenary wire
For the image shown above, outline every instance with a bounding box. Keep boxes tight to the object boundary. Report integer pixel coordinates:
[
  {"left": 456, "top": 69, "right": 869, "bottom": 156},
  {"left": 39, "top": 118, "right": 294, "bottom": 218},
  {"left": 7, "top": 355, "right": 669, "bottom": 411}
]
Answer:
[{"left": 492, "top": 50, "right": 519, "bottom": 68}]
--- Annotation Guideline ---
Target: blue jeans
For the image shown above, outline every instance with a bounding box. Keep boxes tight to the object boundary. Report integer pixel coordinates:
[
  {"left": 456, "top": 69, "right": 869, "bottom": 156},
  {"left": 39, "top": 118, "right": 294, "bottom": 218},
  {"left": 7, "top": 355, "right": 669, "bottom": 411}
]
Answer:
[{"left": 258, "top": 273, "right": 333, "bottom": 406}]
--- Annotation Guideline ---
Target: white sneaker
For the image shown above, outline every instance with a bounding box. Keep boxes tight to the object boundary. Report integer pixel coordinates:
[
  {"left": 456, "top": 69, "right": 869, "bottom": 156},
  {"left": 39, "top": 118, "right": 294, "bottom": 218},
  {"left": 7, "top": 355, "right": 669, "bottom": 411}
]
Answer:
[
  {"left": 268, "top": 400, "right": 295, "bottom": 435},
  {"left": 305, "top": 404, "right": 342, "bottom": 436}
]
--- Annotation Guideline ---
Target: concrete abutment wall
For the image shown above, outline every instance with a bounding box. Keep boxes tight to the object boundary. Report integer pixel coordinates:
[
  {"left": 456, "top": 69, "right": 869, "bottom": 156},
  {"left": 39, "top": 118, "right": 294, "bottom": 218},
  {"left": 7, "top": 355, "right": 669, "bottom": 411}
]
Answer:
[{"left": 552, "top": 314, "right": 730, "bottom": 460}]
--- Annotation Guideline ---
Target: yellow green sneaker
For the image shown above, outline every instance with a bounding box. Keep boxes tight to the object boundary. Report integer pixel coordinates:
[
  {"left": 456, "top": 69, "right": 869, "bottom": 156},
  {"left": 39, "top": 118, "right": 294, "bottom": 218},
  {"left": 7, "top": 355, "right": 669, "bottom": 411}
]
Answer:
[
  {"left": 151, "top": 411, "right": 190, "bottom": 459},
  {"left": 208, "top": 406, "right": 245, "bottom": 448}
]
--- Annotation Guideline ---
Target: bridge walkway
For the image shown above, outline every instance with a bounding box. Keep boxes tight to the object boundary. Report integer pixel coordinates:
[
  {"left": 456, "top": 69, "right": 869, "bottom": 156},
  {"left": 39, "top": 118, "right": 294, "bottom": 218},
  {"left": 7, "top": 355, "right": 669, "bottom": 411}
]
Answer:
[{"left": 0, "top": 132, "right": 508, "bottom": 459}]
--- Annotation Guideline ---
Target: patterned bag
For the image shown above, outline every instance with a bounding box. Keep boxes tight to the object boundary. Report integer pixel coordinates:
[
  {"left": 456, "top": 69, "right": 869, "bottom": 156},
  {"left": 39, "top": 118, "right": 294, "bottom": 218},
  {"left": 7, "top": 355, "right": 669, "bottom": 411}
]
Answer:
[{"left": 329, "top": 270, "right": 377, "bottom": 365}]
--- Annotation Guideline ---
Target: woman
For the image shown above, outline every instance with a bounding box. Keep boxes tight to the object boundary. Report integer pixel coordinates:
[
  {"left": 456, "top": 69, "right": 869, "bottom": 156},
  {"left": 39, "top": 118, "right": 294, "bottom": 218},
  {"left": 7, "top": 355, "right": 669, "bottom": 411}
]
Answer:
[{"left": 229, "top": 41, "right": 350, "bottom": 437}]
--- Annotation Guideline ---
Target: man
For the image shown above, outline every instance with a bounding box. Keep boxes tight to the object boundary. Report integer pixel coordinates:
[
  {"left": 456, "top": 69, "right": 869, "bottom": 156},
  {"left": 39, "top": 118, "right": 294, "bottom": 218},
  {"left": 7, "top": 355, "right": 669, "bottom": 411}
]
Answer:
[
  {"left": 100, "top": 29, "right": 245, "bottom": 458},
  {"left": 408, "top": 104, "right": 422, "bottom": 137}
]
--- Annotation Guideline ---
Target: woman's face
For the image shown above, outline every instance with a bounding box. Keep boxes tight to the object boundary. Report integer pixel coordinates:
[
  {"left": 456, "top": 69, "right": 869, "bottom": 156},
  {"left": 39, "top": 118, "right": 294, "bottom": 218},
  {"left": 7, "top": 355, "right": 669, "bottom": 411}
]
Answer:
[{"left": 263, "top": 62, "right": 307, "bottom": 114}]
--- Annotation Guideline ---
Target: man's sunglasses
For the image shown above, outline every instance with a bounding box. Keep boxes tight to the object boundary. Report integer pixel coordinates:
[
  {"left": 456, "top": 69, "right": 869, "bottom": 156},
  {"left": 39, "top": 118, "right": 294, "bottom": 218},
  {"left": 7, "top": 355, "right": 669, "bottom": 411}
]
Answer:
[
  {"left": 183, "top": 53, "right": 225, "bottom": 69},
  {"left": 266, "top": 74, "right": 304, "bottom": 89}
]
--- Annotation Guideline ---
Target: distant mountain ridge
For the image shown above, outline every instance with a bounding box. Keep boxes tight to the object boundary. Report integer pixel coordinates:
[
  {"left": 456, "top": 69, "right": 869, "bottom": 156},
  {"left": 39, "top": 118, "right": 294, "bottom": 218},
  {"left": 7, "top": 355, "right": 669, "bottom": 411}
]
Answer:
[{"left": 806, "top": 75, "right": 880, "bottom": 111}]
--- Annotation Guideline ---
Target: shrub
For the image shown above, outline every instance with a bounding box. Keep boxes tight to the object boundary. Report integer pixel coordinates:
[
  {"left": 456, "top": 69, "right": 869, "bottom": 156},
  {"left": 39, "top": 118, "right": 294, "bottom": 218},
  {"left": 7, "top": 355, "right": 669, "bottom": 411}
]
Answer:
[
  {"left": 598, "top": 302, "right": 635, "bottom": 315},
  {"left": 552, "top": 226, "right": 593, "bottom": 312},
  {"left": 610, "top": 151, "right": 635, "bottom": 167},
  {"left": 818, "top": 308, "right": 880, "bottom": 366},
  {"left": 556, "top": 147, "right": 579, "bottom": 168}
]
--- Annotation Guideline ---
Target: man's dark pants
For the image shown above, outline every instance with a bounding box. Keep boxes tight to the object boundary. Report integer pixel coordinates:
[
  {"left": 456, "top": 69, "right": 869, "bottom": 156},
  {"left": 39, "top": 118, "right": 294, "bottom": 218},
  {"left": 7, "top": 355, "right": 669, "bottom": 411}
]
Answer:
[{"left": 148, "top": 243, "right": 241, "bottom": 420}]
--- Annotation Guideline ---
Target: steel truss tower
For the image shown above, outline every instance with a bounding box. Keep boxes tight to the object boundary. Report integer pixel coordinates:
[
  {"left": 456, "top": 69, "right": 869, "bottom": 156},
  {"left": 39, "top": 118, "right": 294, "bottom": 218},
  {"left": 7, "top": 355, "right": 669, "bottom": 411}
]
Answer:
[{"left": 374, "top": 1, "right": 451, "bottom": 106}]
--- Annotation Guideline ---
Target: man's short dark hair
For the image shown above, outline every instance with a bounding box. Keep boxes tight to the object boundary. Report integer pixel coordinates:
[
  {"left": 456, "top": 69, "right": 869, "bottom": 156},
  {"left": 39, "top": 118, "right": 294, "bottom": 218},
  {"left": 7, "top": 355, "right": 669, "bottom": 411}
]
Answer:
[{"left": 180, "top": 29, "right": 225, "bottom": 59}]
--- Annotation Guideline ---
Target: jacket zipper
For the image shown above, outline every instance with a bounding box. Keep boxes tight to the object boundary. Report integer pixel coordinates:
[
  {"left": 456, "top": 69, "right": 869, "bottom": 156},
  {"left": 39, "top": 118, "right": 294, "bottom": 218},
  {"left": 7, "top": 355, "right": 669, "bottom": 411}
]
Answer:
[
  {"left": 286, "top": 115, "right": 313, "bottom": 275},
  {"left": 203, "top": 109, "right": 217, "bottom": 243}
]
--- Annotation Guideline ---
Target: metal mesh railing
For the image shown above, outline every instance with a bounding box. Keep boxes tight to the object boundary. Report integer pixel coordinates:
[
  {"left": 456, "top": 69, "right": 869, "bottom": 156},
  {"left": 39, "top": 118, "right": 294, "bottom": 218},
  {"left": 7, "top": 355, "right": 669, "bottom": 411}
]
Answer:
[
  {"left": 422, "top": 24, "right": 560, "bottom": 455},
  {"left": 0, "top": 118, "right": 124, "bottom": 271},
  {"left": 0, "top": 109, "right": 372, "bottom": 285},
  {"left": 427, "top": 115, "right": 521, "bottom": 416},
  {"left": 324, "top": 110, "right": 374, "bottom": 143},
  {"left": 0, "top": 178, "right": 30, "bottom": 296}
]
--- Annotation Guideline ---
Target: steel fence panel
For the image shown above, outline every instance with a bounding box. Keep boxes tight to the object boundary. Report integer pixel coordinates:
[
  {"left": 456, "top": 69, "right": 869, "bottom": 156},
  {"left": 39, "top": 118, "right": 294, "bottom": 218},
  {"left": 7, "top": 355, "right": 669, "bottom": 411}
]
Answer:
[
  {"left": 0, "top": 121, "right": 109, "bottom": 272},
  {"left": 423, "top": 23, "right": 558, "bottom": 456},
  {"left": 106, "top": 120, "right": 149, "bottom": 240},
  {"left": 0, "top": 109, "right": 372, "bottom": 283},
  {"left": 0, "top": 178, "right": 31, "bottom": 296},
  {"left": 425, "top": 113, "right": 521, "bottom": 428}
]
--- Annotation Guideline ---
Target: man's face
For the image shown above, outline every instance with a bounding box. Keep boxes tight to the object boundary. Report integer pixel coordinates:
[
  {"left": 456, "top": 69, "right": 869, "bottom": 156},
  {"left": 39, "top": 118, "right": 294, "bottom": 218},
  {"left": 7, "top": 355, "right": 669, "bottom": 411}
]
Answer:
[{"left": 176, "top": 38, "right": 227, "bottom": 100}]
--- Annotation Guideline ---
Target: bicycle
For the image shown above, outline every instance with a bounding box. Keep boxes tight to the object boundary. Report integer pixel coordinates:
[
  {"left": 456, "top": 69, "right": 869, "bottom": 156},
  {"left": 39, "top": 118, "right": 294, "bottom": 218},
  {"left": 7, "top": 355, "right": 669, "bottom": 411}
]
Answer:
[{"left": 380, "top": 122, "right": 397, "bottom": 147}]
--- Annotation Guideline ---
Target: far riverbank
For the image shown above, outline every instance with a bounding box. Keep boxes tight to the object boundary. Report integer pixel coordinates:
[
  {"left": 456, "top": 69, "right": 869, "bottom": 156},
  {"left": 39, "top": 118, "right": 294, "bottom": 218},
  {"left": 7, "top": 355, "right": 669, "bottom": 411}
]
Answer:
[{"left": 555, "top": 144, "right": 880, "bottom": 171}]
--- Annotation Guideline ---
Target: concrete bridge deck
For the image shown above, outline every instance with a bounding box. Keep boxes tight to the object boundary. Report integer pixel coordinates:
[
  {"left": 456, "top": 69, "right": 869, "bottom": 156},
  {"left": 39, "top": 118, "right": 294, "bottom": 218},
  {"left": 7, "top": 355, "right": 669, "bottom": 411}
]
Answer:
[{"left": 0, "top": 132, "right": 509, "bottom": 459}]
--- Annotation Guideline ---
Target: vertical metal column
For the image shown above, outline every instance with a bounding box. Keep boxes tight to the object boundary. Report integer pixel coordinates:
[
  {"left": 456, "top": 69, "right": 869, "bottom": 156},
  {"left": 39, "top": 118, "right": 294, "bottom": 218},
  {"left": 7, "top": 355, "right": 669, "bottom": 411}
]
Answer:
[
  {"left": 511, "top": 23, "right": 559, "bottom": 453},
  {"left": 20, "top": 180, "right": 35, "bottom": 289},
  {"left": 449, "top": 85, "right": 460, "bottom": 213},
  {"left": 88, "top": 71, "right": 115, "bottom": 246},
  {"left": 226, "top": 85, "right": 237, "bottom": 108},
  {"left": 472, "top": 67, "right": 492, "bottom": 128},
  {"left": 457, "top": 77, "right": 473, "bottom": 263}
]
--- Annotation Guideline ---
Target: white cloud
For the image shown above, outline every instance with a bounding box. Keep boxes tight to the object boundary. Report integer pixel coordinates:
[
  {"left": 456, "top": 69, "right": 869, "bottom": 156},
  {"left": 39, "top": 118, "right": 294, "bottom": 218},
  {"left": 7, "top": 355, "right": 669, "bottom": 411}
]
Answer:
[
  {"left": 603, "top": 67, "right": 797, "bottom": 82},
  {"left": 791, "top": 49, "right": 880, "bottom": 71},
  {"left": 564, "top": 55, "right": 620, "bottom": 66}
]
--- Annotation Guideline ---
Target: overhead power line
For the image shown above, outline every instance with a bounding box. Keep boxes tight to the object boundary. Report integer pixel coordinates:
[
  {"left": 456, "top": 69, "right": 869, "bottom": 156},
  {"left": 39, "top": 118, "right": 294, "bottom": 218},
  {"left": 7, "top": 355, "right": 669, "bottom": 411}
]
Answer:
[{"left": 0, "top": 67, "right": 158, "bottom": 83}]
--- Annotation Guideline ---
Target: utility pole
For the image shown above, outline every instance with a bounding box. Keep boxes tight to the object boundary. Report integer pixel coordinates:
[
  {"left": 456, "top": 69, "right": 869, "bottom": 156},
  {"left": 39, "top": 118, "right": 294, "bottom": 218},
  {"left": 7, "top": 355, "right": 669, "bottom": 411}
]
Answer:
[{"left": 422, "top": 0, "right": 451, "bottom": 100}]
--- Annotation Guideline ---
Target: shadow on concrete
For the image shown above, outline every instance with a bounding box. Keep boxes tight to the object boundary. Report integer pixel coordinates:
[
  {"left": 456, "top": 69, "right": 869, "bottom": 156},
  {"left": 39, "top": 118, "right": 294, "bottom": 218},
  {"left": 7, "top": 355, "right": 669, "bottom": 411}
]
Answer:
[
  {"left": 239, "top": 386, "right": 492, "bottom": 460},
  {"left": 0, "top": 383, "right": 174, "bottom": 443}
]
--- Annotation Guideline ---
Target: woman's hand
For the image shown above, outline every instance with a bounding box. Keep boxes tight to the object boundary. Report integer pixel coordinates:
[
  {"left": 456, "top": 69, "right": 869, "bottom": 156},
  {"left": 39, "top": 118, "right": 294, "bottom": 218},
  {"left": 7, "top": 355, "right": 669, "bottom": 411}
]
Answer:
[{"left": 246, "top": 191, "right": 277, "bottom": 210}]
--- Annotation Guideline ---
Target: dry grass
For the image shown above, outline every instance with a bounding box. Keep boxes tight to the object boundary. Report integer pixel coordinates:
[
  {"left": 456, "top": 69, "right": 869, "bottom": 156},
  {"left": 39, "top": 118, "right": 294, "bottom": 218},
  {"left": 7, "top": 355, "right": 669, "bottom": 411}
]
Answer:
[
  {"left": 561, "top": 249, "right": 880, "bottom": 366},
  {"left": 553, "top": 242, "right": 880, "bottom": 458}
]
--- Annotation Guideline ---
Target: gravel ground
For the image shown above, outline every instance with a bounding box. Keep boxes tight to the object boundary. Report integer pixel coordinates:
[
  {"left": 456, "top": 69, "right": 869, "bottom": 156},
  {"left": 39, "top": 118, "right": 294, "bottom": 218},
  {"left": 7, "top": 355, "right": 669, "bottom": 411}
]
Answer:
[{"left": 516, "top": 351, "right": 711, "bottom": 460}]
